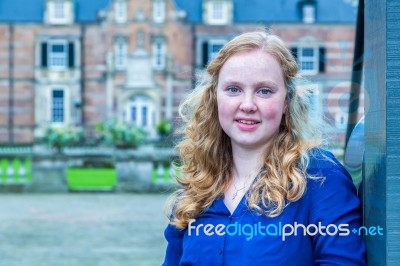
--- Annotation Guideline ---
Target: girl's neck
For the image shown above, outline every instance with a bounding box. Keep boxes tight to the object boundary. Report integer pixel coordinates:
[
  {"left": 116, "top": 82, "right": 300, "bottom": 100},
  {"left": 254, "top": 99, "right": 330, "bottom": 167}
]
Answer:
[{"left": 231, "top": 146, "right": 265, "bottom": 182}]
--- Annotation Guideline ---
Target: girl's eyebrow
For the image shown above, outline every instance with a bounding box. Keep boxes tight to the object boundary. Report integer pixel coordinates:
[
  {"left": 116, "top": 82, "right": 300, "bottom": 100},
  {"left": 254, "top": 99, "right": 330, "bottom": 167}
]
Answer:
[
  {"left": 221, "top": 79, "right": 278, "bottom": 88},
  {"left": 254, "top": 80, "right": 278, "bottom": 88},
  {"left": 223, "top": 80, "right": 242, "bottom": 86}
]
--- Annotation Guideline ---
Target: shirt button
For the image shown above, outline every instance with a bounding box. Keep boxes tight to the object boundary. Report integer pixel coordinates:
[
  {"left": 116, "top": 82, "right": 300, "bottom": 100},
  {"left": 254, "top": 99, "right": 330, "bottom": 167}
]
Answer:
[{"left": 218, "top": 249, "right": 223, "bottom": 254}]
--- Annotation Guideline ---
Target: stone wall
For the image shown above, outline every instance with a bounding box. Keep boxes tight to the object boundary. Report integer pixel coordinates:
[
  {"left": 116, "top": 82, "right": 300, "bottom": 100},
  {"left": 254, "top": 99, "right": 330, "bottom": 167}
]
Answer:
[{"left": 0, "top": 146, "right": 179, "bottom": 193}]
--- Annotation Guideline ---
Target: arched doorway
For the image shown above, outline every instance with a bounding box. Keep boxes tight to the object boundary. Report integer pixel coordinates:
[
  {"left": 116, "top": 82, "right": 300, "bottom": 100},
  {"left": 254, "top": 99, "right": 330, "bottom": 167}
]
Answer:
[{"left": 125, "top": 95, "right": 157, "bottom": 136}]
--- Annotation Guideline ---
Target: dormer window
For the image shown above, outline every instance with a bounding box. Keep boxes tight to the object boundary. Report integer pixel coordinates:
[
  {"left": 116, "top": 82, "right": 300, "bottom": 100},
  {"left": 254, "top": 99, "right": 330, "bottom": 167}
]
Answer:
[
  {"left": 303, "top": 4, "right": 316, "bottom": 23},
  {"left": 211, "top": 2, "right": 223, "bottom": 21},
  {"left": 204, "top": 0, "right": 232, "bottom": 25},
  {"left": 54, "top": 2, "right": 66, "bottom": 20},
  {"left": 153, "top": 0, "right": 166, "bottom": 23},
  {"left": 115, "top": 0, "right": 128, "bottom": 23},
  {"left": 299, "top": 0, "right": 316, "bottom": 24},
  {"left": 46, "top": 0, "right": 74, "bottom": 25}
]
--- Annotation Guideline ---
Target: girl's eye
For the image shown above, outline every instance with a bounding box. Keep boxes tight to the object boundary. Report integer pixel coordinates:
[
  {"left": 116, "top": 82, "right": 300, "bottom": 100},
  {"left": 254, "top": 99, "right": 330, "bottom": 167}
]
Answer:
[
  {"left": 258, "top": 88, "right": 272, "bottom": 95},
  {"left": 227, "top": 87, "right": 240, "bottom": 93}
]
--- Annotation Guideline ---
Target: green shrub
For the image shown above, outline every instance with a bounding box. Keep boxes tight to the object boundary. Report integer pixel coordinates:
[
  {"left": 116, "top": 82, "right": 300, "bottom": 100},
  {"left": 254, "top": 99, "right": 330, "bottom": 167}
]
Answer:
[
  {"left": 156, "top": 119, "right": 172, "bottom": 137},
  {"left": 40, "top": 126, "right": 83, "bottom": 151},
  {"left": 96, "top": 120, "right": 147, "bottom": 148}
]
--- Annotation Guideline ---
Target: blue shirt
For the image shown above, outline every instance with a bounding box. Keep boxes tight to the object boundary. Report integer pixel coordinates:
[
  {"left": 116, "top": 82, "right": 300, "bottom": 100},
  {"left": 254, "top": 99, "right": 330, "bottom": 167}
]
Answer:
[{"left": 163, "top": 150, "right": 366, "bottom": 265}]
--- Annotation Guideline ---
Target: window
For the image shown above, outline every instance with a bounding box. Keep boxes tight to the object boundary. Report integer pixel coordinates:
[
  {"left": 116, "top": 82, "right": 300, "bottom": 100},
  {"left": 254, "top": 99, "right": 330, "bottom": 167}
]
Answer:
[
  {"left": 137, "top": 30, "right": 144, "bottom": 48},
  {"left": 204, "top": 0, "right": 231, "bottom": 25},
  {"left": 54, "top": 2, "right": 66, "bottom": 20},
  {"left": 131, "top": 106, "right": 137, "bottom": 123},
  {"left": 114, "top": 38, "right": 127, "bottom": 69},
  {"left": 39, "top": 40, "right": 76, "bottom": 70},
  {"left": 152, "top": 39, "right": 166, "bottom": 70},
  {"left": 47, "top": 0, "right": 73, "bottom": 24},
  {"left": 115, "top": 1, "right": 127, "bottom": 23},
  {"left": 209, "top": 40, "right": 225, "bottom": 61},
  {"left": 49, "top": 41, "right": 67, "bottom": 70},
  {"left": 291, "top": 46, "right": 325, "bottom": 75},
  {"left": 303, "top": 5, "right": 316, "bottom": 24},
  {"left": 211, "top": 2, "right": 224, "bottom": 21},
  {"left": 201, "top": 39, "right": 227, "bottom": 68},
  {"left": 300, "top": 47, "right": 317, "bottom": 74},
  {"left": 51, "top": 89, "right": 64, "bottom": 123},
  {"left": 142, "top": 106, "right": 148, "bottom": 126},
  {"left": 127, "top": 96, "right": 155, "bottom": 129},
  {"left": 135, "top": 9, "right": 145, "bottom": 21},
  {"left": 153, "top": 0, "right": 166, "bottom": 23}
]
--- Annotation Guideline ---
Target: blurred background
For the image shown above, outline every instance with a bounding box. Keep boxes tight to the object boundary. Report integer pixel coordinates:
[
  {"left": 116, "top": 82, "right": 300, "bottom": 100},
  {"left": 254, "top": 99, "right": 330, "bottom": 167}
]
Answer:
[{"left": 0, "top": 0, "right": 363, "bottom": 265}]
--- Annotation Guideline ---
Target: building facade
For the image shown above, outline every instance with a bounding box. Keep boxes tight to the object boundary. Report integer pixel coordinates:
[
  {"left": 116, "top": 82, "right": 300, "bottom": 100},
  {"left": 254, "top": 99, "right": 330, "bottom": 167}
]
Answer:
[
  {"left": 0, "top": 0, "right": 193, "bottom": 142},
  {"left": 101, "top": 0, "right": 193, "bottom": 137},
  {"left": 0, "top": 0, "right": 109, "bottom": 142},
  {"left": 0, "top": 0, "right": 361, "bottom": 148},
  {"left": 175, "top": 0, "right": 362, "bottom": 148}
]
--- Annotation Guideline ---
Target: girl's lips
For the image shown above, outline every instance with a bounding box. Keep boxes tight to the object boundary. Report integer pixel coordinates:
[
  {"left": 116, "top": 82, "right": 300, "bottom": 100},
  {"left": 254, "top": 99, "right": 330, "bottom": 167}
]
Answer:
[
  {"left": 237, "top": 119, "right": 258, "bottom": 124},
  {"left": 235, "top": 119, "right": 260, "bottom": 131}
]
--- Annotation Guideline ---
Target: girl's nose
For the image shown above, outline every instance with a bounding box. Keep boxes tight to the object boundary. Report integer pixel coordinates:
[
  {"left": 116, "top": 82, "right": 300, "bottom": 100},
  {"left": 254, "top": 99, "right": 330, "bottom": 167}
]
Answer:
[{"left": 239, "top": 94, "right": 257, "bottom": 113}]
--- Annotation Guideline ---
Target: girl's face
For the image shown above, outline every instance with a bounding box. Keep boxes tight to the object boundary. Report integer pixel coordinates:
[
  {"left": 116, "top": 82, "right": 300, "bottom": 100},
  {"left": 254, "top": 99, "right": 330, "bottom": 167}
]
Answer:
[{"left": 216, "top": 49, "right": 287, "bottom": 151}]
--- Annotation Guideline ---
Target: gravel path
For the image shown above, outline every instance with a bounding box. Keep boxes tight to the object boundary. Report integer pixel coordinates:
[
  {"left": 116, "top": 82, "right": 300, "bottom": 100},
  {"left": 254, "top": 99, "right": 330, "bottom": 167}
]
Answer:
[{"left": 0, "top": 193, "right": 170, "bottom": 266}]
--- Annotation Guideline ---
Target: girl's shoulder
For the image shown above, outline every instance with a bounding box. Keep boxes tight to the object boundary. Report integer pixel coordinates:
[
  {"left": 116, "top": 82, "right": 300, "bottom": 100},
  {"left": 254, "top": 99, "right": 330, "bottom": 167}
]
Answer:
[
  {"left": 305, "top": 148, "right": 356, "bottom": 194},
  {"left": 307, "top": 148, "right": 347, "bottom": 176}
]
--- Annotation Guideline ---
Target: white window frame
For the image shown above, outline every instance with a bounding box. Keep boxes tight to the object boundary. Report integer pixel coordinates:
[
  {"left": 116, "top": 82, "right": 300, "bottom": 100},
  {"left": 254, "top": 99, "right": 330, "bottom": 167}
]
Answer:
[
  {"left": 48, "top": 87, "right": 69, "bottom": 125},
  {"left": 153, "top": 0, "right": 166, "bottom": 23},
  {"left": 152, "top": 39, "right": 166, "bottom": 70},
  {"left": 51, "top": 89, "right": 65, "bottom": 123},
  {"left": 48, "top": 40, "right": 68, "bottom": 71},
  {"left": 115, "top": 0, "right": 127, "bottom": 23},
  {"left": 303, "top": 5, "right": 316, "bottom": 24},
  {"left": 298, "top": 46, "right": 318, "bottom": 75},
  {"left": 54, "top": 1, "right": 66, "bottom": 20},
  {"left": 47, "top": 0, "right": 73, "bottom": 24},
  {"left": 126, "top": 96, "right": 155, "bottom": 129},
  {"left": 209, "top": 40, "right": 226, "bottom": 62},
  {"left": 206, "top": 1, "right": 229, "bottom": 25},
  {"left": 114, "top": 38, "right": 127, "bottom": 70}
]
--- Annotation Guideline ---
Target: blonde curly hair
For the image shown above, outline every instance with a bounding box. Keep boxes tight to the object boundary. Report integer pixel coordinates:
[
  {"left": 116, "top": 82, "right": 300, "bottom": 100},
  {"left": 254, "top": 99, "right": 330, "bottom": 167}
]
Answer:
[{"left": 167, "top": 31, "right": 324, "bottom": 229}]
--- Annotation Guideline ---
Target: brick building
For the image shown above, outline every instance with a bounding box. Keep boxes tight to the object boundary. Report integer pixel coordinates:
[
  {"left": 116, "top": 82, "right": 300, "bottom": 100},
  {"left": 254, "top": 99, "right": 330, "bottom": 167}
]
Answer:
[
  {"left": 174, "top": 0, "right": 363, "bottom": 148},
  {"left": 99, "top": 0, "right": 193, "bottom": 138},
  {"left": 0, "top": 0, "right": 193, "bottom": 143},
  {"left": 0, "top": 0, "right": 361, "bottom": 148},
  {"left": 0, "top": 0, "right": 108, "bottom": 143}
]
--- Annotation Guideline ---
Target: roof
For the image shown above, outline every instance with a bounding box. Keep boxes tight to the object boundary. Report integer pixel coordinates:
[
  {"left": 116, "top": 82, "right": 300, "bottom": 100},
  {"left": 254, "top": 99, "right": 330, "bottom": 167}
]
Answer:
[
  {"left": 75, "top": 0, "right": 111, "bottom": 22},
  {"left": 0, "top": 0, "right": 111, "bottom": 23},
  {"left": 174, "top": 0, "right": 357, "bottom": 24},
  {"left": 0, "top": 0, "right": 43, "bottom": 22}
]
